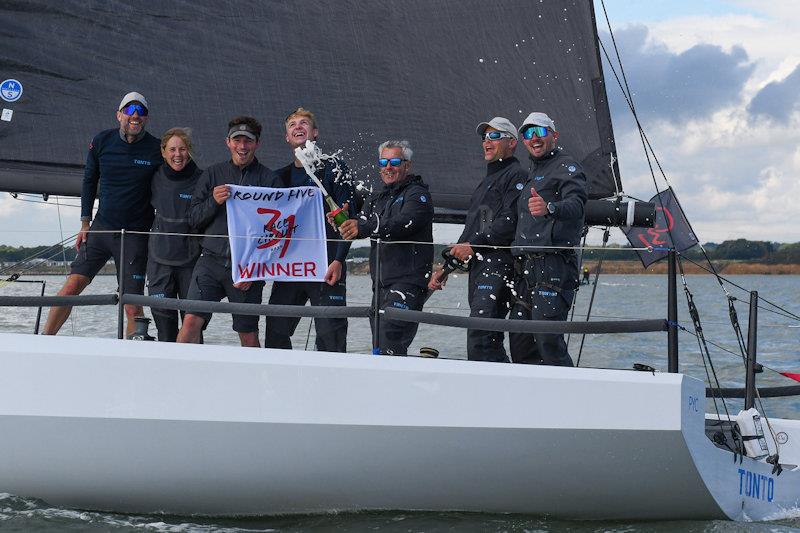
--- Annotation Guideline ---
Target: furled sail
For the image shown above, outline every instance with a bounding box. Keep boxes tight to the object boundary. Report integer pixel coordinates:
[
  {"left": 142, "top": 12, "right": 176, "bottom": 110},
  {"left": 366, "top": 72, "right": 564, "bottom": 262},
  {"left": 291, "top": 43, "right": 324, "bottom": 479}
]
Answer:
[{"left": 0, "top": 0, "right": 621, "bottom": 219}]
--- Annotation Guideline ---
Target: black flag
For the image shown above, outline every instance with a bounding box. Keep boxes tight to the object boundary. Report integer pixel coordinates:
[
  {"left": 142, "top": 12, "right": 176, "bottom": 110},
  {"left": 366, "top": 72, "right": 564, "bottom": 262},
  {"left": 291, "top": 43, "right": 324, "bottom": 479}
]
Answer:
[{"left": 624, "top": 188, "right": 698, "bottom": 268}]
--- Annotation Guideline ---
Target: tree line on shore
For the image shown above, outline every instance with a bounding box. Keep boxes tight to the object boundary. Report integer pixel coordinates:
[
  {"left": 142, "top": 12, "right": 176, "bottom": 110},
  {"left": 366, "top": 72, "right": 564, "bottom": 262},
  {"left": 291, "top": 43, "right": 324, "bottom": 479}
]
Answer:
[{"left": 1, "top": 239, "right": 798, "bottom": 266}]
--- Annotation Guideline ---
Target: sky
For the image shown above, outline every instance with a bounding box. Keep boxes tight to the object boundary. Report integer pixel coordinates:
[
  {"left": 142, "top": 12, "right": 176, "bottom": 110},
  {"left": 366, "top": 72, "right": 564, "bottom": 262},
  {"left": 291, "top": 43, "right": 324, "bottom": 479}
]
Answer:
[{"left": 1, "top": 1, "right": 799, "bottom": 248}]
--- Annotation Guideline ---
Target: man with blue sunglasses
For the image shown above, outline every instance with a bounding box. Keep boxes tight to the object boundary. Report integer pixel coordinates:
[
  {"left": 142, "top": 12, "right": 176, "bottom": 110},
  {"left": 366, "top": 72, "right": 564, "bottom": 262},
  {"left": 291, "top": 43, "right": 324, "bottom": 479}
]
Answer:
[
  {"left": 428, "top": 117, "right": 528, "bottom": 363},
  {"left": 338, "top": 140, "right": 434, "bottom": 356},
  {"left": 510, "top": 112, "right": 587, "bottom": 367},
  {"left": 43, "top": 91, "right": 161, "bottom": 337}
]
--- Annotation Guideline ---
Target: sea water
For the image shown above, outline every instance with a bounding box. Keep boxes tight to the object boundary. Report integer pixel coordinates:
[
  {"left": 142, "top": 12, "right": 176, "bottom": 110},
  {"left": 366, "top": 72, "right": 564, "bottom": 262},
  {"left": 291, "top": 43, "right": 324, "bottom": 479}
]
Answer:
[{"left": 0, "top": 273, "right": 798, "bottom": 531}]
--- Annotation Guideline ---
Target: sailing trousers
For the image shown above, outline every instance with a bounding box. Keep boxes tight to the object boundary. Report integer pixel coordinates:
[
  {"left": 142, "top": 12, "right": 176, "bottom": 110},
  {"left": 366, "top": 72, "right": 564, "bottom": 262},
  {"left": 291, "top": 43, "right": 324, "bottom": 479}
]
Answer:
[
  {"left": 264, "top": 279, "right": 348, "bottom": 352},
  {"left": 509, "top": 253, "right": 578, "bottom": 367},
  {"left": 146, "top": 261, "right": 195, "bottom": 342},
  {"left": 371, "top": 283, "right": 424, "bottom": 355},
  {"left": 466, "top": 258, "right": 514, "bottom": 362}
]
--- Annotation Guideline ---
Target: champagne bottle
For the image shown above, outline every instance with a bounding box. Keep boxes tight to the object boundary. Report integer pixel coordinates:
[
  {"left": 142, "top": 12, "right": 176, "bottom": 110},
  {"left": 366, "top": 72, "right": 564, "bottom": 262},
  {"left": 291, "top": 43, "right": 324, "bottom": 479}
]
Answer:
[{"left": 325, "top": 196, "right": 349, "bottom": 227}]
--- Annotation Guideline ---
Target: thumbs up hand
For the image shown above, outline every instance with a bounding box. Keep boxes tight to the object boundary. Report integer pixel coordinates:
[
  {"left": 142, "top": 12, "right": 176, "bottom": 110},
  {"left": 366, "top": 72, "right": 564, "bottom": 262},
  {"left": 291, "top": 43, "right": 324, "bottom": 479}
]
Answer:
[{"left": 528, "top": 187, "right": 547, "bottom": 216}]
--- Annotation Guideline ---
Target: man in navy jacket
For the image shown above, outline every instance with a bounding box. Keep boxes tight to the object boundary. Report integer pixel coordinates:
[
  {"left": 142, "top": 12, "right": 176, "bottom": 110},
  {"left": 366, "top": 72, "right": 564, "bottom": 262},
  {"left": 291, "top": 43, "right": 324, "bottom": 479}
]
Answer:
[
  {"left": 43, "top": 91, "right": 160, "bottom": 337},
  {"left": 264, "top": 108, "right": 355, "bottom": 352}
]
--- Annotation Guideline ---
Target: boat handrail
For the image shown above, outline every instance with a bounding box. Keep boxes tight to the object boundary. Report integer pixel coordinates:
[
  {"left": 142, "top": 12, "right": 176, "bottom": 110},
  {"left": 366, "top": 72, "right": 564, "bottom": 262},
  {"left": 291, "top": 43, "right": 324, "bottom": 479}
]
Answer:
[
  {"left": 0, "top": 294, "right": 117, "bottom": 307},
  {"left": 383, "top": 307, "right": 667, "bottom": 334},
  {"left": 121, "top": 294, "right": 371, "bottom": 319}
]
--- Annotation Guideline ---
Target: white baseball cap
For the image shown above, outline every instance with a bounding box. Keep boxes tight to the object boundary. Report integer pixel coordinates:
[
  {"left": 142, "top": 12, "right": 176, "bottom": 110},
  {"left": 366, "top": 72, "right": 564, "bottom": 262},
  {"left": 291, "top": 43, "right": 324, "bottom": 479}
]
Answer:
[
  {"left": 476, "top": 117, "right": 519, "bottom": 140},
  {"left": 118, "top": 91, "right": 149, "bottom": 111},
  {"left": 519, "top": 112, "right": 556, "bottom": 132}
]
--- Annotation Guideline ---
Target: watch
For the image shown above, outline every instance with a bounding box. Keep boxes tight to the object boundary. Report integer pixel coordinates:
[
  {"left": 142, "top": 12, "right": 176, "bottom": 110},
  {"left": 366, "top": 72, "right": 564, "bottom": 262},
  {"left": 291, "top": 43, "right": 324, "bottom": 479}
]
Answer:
[{"left": 546, "top": 202, "right": 557, "bottom": 216}]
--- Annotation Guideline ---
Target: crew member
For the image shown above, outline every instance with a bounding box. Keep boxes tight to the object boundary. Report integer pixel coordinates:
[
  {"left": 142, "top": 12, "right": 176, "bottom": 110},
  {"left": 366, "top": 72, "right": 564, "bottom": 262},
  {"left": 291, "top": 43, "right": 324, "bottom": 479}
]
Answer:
[
  {"left": 43, "top": 91, "right": 161, "bottom": 336},
  {"left": 338, "top": 140, "right": 433, "bottom": 355},
  {"left": 146, "top": 128, "right": 204, "bottom": 342},
  {"left": 511, "top": 112, "right": 587, "bottom": 366},
  {"left": 176, "top": 117, "right": 277, "bottom": 347},
  {"left": 264, "top": 108, "right": 355, "bottom": 352},
  {"left": 428, "top": 117, "right": 527, "bottom": 363}
]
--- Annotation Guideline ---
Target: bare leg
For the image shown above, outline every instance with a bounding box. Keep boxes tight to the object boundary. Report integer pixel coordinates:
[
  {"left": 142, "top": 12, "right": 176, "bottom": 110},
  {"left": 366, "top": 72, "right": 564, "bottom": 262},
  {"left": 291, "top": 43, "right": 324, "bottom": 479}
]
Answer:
[
  {"left": 176, "top": 314, "right": 206, "bottom": 344},
  {"left": 42, "top": 274, "right": 91, "bottom": 335},
  {"left": 124, "top": 304, "right": 144, "bottom": 337},
  {"left": 238, "top": 331, "right": 260, "bottom": 347}
]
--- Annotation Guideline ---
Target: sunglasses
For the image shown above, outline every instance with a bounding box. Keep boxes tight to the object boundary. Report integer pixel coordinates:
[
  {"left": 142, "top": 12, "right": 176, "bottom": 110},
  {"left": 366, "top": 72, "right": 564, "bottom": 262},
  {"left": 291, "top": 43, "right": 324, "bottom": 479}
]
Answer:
[
  {"left": 378, "top": 157, "right": 405, "bottom": 168},
  {"left": 521, "top": 126, "right": 549, "bottom": 140},
  {"left": 121, "top": 103, "right": 148, "bottom": 117},
  {"left": 482, "top": 131, "right": 513, "bottom": 141}
]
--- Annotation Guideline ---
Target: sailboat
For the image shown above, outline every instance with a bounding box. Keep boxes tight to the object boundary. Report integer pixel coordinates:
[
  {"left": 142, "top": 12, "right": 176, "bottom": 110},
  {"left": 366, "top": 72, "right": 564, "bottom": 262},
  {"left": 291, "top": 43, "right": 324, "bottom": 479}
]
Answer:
[{"left": 0, "top": 1, "right": 798, "bottom": 521}]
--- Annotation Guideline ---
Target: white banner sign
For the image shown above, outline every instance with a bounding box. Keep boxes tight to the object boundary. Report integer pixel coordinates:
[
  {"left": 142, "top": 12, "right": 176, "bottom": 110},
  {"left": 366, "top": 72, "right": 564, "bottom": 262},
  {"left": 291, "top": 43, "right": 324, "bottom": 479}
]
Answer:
[{"left": 226, "top": 185, "right": 327, "bottom": 283}]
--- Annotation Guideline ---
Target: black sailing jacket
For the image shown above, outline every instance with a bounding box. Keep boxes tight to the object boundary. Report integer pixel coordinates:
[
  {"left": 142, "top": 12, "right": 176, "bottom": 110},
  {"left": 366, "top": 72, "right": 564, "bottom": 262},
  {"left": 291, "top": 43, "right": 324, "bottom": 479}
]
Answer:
[
  {"left": 356, "top": 174, "right": 434, "bottom": 288},
  {"left": 189, "top": 158, "right": 277, "bottom": 260},
  {"left": 512, "top": 147, "right": 587, "bottom": 255},
  {"left": 458, "top": 156, "right": 528, "bottom": 262}
]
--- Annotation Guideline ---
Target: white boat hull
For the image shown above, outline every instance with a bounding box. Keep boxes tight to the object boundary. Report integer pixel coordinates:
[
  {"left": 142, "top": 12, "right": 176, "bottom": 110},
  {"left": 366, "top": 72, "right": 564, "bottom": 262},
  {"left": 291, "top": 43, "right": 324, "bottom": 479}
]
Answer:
[{"left": 1, "top": 333, "right": 798, "bottom": 520}]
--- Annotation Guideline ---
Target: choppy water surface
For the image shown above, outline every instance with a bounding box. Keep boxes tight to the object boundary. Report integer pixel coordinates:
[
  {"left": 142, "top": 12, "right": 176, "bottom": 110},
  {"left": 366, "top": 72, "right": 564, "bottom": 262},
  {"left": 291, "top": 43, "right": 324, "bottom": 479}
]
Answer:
[{"left": 1, "top": 273, "right": 799, "bottom": 531}]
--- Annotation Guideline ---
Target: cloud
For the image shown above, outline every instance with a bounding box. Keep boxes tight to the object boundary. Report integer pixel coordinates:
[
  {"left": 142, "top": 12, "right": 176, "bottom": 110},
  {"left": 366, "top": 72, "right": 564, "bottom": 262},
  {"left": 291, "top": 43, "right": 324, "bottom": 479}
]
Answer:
[
  {"left": 747, "top": 64, "right": 800, "bottom": 122},
  {"left": 601, "top": 25, "right": 755, "bottom": 123}
]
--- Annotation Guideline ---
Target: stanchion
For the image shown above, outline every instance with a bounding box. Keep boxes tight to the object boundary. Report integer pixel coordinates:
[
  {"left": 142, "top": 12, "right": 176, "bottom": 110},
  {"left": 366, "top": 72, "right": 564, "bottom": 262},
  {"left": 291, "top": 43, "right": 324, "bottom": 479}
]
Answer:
[{"left": 117, "top": 230, "right": 126, "bottom": 340}]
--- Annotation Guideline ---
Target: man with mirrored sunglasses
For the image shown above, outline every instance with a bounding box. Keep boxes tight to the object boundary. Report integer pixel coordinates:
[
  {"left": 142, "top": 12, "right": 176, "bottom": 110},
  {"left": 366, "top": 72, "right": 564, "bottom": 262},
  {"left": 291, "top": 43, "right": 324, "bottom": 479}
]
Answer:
[
  {"left": 338, "top": 140, "right": 433, "bottom": 356},
  {"left": 510, "top": 112, "right": 587, "bottom": 367},
  {"left": 428, "top": 117, "right": 528, "bottom": 363},
  {"left": 43, "top": 91, "right": 161, "bottom": 337}
]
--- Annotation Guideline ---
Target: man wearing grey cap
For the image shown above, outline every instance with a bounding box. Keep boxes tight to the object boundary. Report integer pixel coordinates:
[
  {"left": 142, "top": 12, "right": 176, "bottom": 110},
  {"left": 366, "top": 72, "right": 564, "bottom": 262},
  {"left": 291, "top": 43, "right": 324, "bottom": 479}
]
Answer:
[
  {"left": 43, "top": 91, "right": 161, "bottom": 337},
  {"left": 428, "top": 117, "right": 528, "bottom": 362},
  {"left": 510, "top": 112, "right": 587, "bottom": 366},
  {"left": 176, "top": 116, "right": 277, "bottom": 347}
]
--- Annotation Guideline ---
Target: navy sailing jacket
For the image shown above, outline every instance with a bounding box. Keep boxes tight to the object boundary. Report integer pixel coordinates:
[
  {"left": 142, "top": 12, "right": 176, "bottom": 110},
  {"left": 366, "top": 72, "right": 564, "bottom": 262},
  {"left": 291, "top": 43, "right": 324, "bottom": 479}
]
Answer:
[
  {"left": 274, "top": 160, "right": 355, "bottom": 265},
  {"left": 81, "top": 128, "right": 161, "bottom": 230},
  {"left": 356, "top": 174, "right": 434, "bottom": 288},
  {"left": 458, "top": 156, "right": 528, "bottom": 261},
  {"left": 189, "top": 158, "right": 277, "bottom": 260},
  {"left": 512, "top": 147, "right": 588, "bottom": 255}
]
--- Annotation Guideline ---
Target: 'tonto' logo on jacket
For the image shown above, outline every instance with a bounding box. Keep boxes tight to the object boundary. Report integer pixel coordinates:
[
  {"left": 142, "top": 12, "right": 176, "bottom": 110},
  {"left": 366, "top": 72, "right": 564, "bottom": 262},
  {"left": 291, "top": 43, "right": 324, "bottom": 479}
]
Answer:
[{"left": 133, "top": 159, "right": 152, "bottom": 166}]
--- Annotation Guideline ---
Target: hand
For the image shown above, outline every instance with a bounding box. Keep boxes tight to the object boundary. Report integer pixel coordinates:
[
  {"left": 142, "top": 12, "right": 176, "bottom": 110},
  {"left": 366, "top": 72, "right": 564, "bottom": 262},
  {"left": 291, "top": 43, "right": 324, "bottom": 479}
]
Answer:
[
  {"left": 339, "top": 219, "right": 359, "bottom": 240},
  {"left": 326, "top": 202, "right": 349, "bottom": 229},
  {"left": 213, "top": 184, "right": 231, "bottom": 205},
  {"left": 324, "top": 260, "right": 342, "bottom": 286},
  {"left": 528, "top": 187, "right": 546, "bottom": 216},
  {"left": 233, "top": 281, "right": 252, "bottom": 291},
  {"left": 450, "top": 242, "right": 474, "bottom": 262},
  {"left": 75, "top": 221, "right": 90, "bottom": 250},
  {"left": 427, "top": 268, "right": 448, "bottom": 291}
]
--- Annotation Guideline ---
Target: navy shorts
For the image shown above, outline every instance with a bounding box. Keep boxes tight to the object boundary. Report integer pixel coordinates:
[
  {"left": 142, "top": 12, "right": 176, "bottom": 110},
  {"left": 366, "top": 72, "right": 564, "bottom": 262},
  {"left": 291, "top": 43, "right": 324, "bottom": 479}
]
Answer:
[
  {"left": 70, "top": 221, "right": 148, "bottom": 295},
  {"left": 186, "top": 253, "right": 264, "bottom": 332}
]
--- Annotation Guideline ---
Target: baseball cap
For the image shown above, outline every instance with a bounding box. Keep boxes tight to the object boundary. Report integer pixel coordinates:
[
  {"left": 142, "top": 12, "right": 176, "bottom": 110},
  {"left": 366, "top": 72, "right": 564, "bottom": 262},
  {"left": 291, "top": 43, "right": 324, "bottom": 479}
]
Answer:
[
  {"left": 476, "top": 117, "right": 518, "bottom": 140},
  {"left": 519, "top": 112, "right": 557, "bottom": 132},
  {"left": 228, "top": 123, "right": 258, "bottom": 140},
  {"left": 118, "top": 91, "right": 149, "bottom": 111}
]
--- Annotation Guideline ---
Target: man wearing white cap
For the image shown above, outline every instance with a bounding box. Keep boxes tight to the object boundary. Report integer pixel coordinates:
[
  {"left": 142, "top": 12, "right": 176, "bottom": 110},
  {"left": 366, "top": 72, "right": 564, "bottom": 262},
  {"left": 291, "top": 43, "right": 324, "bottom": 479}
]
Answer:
[
  {"left": 510, "top": 112, "right": 587, "bottom": 366},
  {"left": 176, "top": 116, "right": 277, "bottom": 347},
  {"left": 43, "top": 91, "right": 161, "bottom": 336},
  {"left": 429, "top": 117, "right": 528, "bottom": 362}
]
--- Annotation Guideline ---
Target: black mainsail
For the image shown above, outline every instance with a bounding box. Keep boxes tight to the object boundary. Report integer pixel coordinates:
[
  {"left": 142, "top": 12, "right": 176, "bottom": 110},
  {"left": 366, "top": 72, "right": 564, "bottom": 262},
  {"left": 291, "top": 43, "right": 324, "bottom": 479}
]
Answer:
[{"left": 0, "top": 0, "right": 620, "bottom": 218}]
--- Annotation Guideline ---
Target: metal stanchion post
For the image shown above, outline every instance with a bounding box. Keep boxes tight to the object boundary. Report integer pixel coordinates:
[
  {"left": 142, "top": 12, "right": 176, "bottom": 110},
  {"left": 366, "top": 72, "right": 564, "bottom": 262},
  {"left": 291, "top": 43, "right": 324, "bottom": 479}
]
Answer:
[
  {"left": 372, "top": 238, "right": 381, "bottom": 355},
  {"left": 117, "top": 229, "right": 126, "bottom": 340}
]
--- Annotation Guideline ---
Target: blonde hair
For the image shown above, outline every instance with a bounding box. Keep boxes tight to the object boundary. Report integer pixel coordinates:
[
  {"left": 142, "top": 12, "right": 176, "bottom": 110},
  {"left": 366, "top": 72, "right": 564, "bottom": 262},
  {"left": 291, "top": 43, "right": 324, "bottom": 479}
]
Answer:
[
  {"left": 161, "top": 127, "right": 195, "bottom": 160},
  {"left": 284, "top": 107, "right": 318, "bottom": 130}
]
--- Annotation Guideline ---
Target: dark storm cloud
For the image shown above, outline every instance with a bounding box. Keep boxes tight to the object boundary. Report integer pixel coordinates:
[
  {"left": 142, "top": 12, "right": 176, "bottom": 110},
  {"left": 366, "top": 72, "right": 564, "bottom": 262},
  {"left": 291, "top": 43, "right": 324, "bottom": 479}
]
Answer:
[
  {"left": 600, "top": 25, "right": 755, "bottom": 122},
  {"left": 747, "top": 64, "right": 800, "bottom": 122}
]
